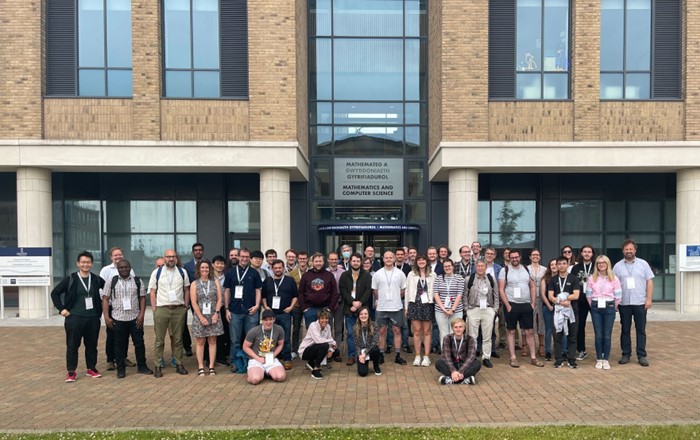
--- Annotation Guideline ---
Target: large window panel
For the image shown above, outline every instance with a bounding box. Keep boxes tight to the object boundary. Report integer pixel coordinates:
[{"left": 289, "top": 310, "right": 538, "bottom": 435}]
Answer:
[
  {"left": 164, "top": 0, "right": 192, "bottom": 69},
  {"left": 334, "top": 39, "right": 404, "bottom": 101},
  {"left": 601, "top": 0, "right": 624, "bottom": 71},
  {"left": 561, "top": 200, "right": 603, "bottom": 232},
  {"left": 625, "top": 0, "right": 651, "bottom": 70},
  {"left": 405, "top": 0, "right": 427, "bottom": 37},
  {"left": 192, "top": 0, "right": 219, "bottom": 69},
  {"left": 228, "top": 201, "right": 260, "bottom": 233},
  {"left": 310, "top": 0, "right": 331, "bottom": 36},
  {"left": 311, "top": 39, "right": 332, "bottom": 101},
  {"left": 106, "top": 0, "right": 132, "bottom": 67},
  {"left": 333, "top": 0, "right": 404, "bottom": 37},
  {"left": 78, "top": 0, "right": 105, "bottom": 67}
]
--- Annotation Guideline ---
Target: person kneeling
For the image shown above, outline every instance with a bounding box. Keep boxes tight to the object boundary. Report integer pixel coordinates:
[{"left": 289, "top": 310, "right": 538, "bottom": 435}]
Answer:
[
  {"left": 243, "top": 310, "right": 286, "bottom": 385},
  {"left": 353, "top": 307, "right": 382, "bottom": 377},
  {"left": 435, "top": 318, "right": 481, "bottom": 385},
  {"left": 298, "top": 309, "right": 337, "bottom": 380}
]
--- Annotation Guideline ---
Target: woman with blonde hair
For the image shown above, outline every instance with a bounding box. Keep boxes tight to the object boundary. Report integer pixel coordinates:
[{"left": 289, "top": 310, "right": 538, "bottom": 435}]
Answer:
[
  {"left": 404, "top": 254, "right": 435, "bottom": 366},
  {"left": 586, "top": 255, "right": 622, "bottom": 370}
]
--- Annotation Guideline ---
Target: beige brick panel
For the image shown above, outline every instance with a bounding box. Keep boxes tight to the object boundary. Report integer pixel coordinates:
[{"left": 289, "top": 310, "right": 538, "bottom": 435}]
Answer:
[{"left": 489, "top": 102, "right": 574, "bottom": 141}]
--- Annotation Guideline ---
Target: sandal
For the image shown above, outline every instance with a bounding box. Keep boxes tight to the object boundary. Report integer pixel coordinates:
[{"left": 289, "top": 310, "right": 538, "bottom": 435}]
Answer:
[
  {"left": 521, "top": 344, "right": 529, "bottom": 357},
  {"left": 530, "top": 358, "right": 544, "bottom": 367},
  {"left": 538, "top": 345, "right": 545, "bottom": 357},
  {"left": 197, "top": 368, "right": 206, "bottom": 376},
  {"left": 509, "top": 358, "right": 520, "bottom": 368},
  {"left": 209, "top": 367, "right": 216, "bottom": 376}
]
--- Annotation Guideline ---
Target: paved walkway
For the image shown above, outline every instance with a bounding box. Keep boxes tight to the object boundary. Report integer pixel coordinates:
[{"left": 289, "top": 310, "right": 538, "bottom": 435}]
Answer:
[{"left": 1, "top": 316, "right": 700, "bottom": 432}]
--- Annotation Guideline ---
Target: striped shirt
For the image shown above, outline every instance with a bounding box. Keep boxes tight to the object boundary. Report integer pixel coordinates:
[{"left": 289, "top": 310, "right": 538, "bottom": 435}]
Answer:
[
  {"left": 434, "top": 274, "right": 465, "bottom": 315},
  {"left": 104, "top": 275, "right": 145, "bottom": 322}
]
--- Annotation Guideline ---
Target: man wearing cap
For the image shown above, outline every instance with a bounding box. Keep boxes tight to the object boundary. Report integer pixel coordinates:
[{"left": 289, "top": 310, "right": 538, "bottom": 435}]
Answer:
[{"left": 242, "top": 309, "right": 286, "bottom": 384}]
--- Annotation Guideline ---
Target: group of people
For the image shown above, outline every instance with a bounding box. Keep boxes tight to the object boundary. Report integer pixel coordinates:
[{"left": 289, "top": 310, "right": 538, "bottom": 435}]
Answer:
[{"left": 51, "top": 239, "right": 654, "bottom": 386}]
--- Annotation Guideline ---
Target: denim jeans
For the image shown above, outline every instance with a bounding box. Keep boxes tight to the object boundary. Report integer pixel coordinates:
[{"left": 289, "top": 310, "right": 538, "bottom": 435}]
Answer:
[
  {"left": 273, "top": 312, "right": 292, "bottom": 361},
  {"left": 229, "top": 313, "right": 259, "bottom": 362},
  {"left": 345, "top": 315, "right": 357, "bottom": 357},
  {"left": 619, "top": 304, "right": 647, "bottom": 358},
  {"left": 577, "top": 292, "right": 590, "bottom": 353},
  {"left": 541, "top": 304, "right": 554, "bottom": 354},
  {"left": 590, "top": 301, "right": 616, "bottom": 360},
  {"left": 303, "top": 307, "right": 322, "bottom": 329}
]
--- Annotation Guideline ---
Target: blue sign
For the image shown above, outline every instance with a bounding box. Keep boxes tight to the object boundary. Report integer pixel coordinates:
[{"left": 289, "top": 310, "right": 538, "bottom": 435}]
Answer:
[
  {"left": 686, "top": 246, "right": 700, "bottom": 257},
  {"left": 318, "top": 224, "right": 420, "bottom": 232},
  {"left": 0, "top": 247, "right": 52, "bottom": 257}
]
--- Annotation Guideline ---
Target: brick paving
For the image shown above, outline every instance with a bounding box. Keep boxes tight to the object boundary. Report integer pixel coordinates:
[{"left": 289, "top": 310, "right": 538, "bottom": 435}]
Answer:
[{"left": 0, "top": 321, "right": 699, "bottom": 431}]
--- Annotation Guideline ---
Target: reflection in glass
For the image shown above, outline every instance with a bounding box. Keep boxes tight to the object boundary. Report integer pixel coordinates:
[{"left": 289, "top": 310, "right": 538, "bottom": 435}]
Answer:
[
  {"left": 228, "top": 201, "right": 261, "bottom": 233},
  {"left": 560, "top": 200, "right": 603, "bottom": 232},
  {"left": 165, "top": 71, "right": 192, "bottom": 98},
  {"left": 517, "top": 73, "right": 541, "bottom": 99},
  {"left": 310, "top": 0, "right": 331, "bottom": 36},
  {"left": 79, "top": 0, "right": 105, "bottom": 67},
  {"left": 108, "top": 70, "right": 132, "bottom": 96},
  {"left": 334, "top": 39, "right": 404, "bottom": 101},
  {"left": 164, "top": 0, "right": 192, "bottom": 69},
  {"left": 314, "top": 102, "right": 332, "bottom": 124},
  {"left": 130, "top": 234, "right": 175, "bottom": 276},
  {"left": 407, "top": 161, "right": 424, "bottom": 198},
  {"left": 106, "top": 0, "right": 132, "bottom": 68},
  {"left": 311, "top": 126, "right": 332, "bottom": 155},
  {"left": 517, "top": 0, "right": 542, "bottom": 73},
  {"left": 605, "top": 200, "right": 625, "bottom": 230},
  {"left": 405, "top": 40, "right": 422, "bottom": 101},
  {"left": 601, "top": 0, "right": 623, "bottom": 71},
  {"left": 543, "top": 0, "right": 568, "bottom": 72},
  {"left": 629, "top": 201, "right": 661, "bottom": 230},
  {"left": 193, "top": 0, "right": 219, "bottom": 69},
  {"left": 335, "top": 203, "right": 402, "bottom": 221},
  {"left": 177, "top": 234, "right": 197, "bottom": 262},
  {"left": 334, "top": 0, "right": 403, "bottom": 37},
  {"left": 312, "top": 202, "right": 334, "bottom": 221},
  {"left": 334, "top": 127, "right": 404, "bottom": 156},
  {"left": 561, "top": 233, "right": 603, "bottom": 250},
  {"left": 405, "top": 0, "right": 427, "bottom": 37},
  {"left": 405, "top": 103, "right": 422, "bottom": 124},
  {"left": 333, "top": 102, "right": 402, "bottom": 125},
  {"left": 311, "top": 39, "right": 332, "bottom": 100},
  {"left": 490, "top": 200, "right": 536, "bottom": 232},
  {"left": 600, "top": 73, "right": 623, "bottom": 99},
  {"left": 79, "top": 70, "right": 106, "bottom": 96},
  {"left": 313, "top": 160, "right": 331, "bottom": 197},
  {"left": 404, "top": 126, "right": 425, "bottom": 156},
  {"left": 543, "top": 73, "right": 567, "bottom": 99},
  {"left": 492, "top": 233, "right": 536, "bottom": 248},
  {"left": 626, "top": 0, "right": 651, "bottom": 70},
  {"left": 176, "top": 201, "right": 197, "bottom": 232},
  {"left": 65, "top": 201, "right": 102, "bottom": 267},
  {"left": 478, "top": 201, "right": 490, "bottom": 232},
  {"left": 194, "top": 71, "right": 220, "bottom": 98},
  {"left": 625, "top": 73, "right": 650, "bottom": 99},
  {"left": 406, "top": 201, "right": 426, "bottom": 222}
]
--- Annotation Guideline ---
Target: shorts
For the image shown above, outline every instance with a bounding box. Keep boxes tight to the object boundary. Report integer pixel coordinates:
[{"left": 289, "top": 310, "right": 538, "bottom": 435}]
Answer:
[
  {"left": 375, "top": 310, "right": 406, "bottom": 328},
  {"left": 504, "top": 302, "right": 534, "bottom": 330},
  {"left": 247, "top": 358, "right": 283, "bottom": 374}
]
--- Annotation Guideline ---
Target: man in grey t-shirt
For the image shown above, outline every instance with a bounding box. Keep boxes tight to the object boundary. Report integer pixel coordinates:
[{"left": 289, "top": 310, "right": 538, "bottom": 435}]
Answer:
[{"left": 243, "top": 309, "right": 286, "bottom": 384}]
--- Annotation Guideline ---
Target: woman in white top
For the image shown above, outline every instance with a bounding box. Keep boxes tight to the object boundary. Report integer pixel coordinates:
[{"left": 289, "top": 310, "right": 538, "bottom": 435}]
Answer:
[
  {"left": 404, "top": 255, "right": 436, "bottom": 366},
  {"left": 433, "top": 259, "right": 465, "bottom": 351},
  {"left": 527, "top": 249, "right": 547, "bottom": 357}
]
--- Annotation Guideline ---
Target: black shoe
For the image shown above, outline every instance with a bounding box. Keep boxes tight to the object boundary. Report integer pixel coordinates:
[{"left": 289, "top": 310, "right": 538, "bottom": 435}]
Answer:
[
  {"left": 394, "top": 354, "right": 407, "bottom": 365},
  {"left": 403, "top": 345, "right": 413, "bottom": 354},
  {"left": 176, "top": 364, "right": 189, "bottom": 375},
  {"left": 568, "top": 360, "right": 578, "bottom": 369},
  {"left": 154, "top": 366, "right": 163, "bottom": 378},
  {"left": 619, "top": 355, "right": 631, "bottom": 365},
  {"left": 638, "top": 357, "right": 650, "bottom": 367},
  {"left": 117, "top": 370, "right": 126, "bottom": 379},
  {"left": 554, "top": 360, "right": 564, "bottom": 368},
  {"left": 311, "top": 369, "right": 323, "bottom": 380},
  {"left": 482, "top": 358, "right": 493, "bottom": 368},
  {"left": 385, "top": 346, "right": 393, "bottom": 354},
  {"left": 185, "top": 350, "right": 193, "bottom": 357},
  {"left": 107, "top": 361, "right": 116, "bottom": 371},
  {"left": 490, "top": 351, "right": 501, "bottom": 359},
  {"left": 379, "top": 353, "right": 385, "bottom": 365},
  {"left": 545, "top": 352, "right": 552, "bottom": 361},
  {"left": 497, "top": 342, "right": 506, "bottom": 349},
  {"left": 476, "top": 351, "right": 482, "bottom": 357},
  {"left": 374, "top": 365, "right": 382, "bottom": 376},
  {"left": 124, "top": 359, "right": 136, "bottom": 368},
  {"left": 137, "top": 367, "right": 154, "bottom": 375}
]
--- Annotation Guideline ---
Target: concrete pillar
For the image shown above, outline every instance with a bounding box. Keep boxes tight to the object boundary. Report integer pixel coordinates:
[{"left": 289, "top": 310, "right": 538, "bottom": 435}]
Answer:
[
  {"left": 16, "top": 168, "right": 53, "bottom": 318},
  {"left": 676, "top": 169, "right": 700, "bottom": 312},
  {"left": 448, "top": 169, "right": 479, "bottom": 256},
  {"left": 259, "top": 169, "right": 291, "bottom": 255}
]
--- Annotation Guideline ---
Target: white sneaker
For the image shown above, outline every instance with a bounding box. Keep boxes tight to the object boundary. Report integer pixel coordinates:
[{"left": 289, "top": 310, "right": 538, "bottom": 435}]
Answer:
[
  {"left": 291, "top": 353, "right": 297, "bottom": 360},
  {"left": 421, "top": 356, "right": 431, "bottom": 367},
  {"left": 413, "top": 356, "right": 421, "bottom": 366},
  {"left": 439, "top": 375, "right": 453, "bottom": 385},
  {"left": 595, "top": 360, "right": 603, "bottom": 369},
  {"left": 603, "top": 360, "right": 611, "bottom": 370}
]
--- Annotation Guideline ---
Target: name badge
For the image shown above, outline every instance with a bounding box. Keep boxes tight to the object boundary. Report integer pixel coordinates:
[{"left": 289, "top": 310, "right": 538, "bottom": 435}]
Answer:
[
  {"left": 479, "top": 298, "right": 487, "bottom": 310},
  {"left": 513, "top": 287, "right": 522, "bottom": 299},
  {"left": 264, "top": 353, "right": 274, "bottom": 366},
  {"left": 167, "top": 290, "right": 178, "bottom": 302},
  {"left": 626, "top": 278, "right": 636, "bottom": 289},
  {"left": 597, "top": 298, "right": 606, "bottom": 309},
  {"left": 122, "top": 297, "right": 132, "bottom": 311},
  {"left": 272, "top": 296, "right": 281, "bottom": 310},
  {"left": 583, "top": 283, "right": 588, "bottom": 294},
  {"left": 420, "top": 292, "right": 429, "bottom": 303},
  {"left": 85, "top": 297, "right": 94, "bottom": 310},
  {"left": 351, "top": 290, "right": 356, "bottom": 299},
  {"left": 202, "top": 302, "right": 211, "bottom": 315},
  {"left": 444, "top": 296, "right": 452, "bottom": 309}
]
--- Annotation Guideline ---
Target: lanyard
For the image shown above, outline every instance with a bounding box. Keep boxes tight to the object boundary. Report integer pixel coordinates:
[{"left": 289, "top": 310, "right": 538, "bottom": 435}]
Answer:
[
  {"left": 384, "top": 268, "right": 395, "bottom": 287},
  {"left": 583, "top": 262, "right": 593, "bottom": 276},
  {"left": 78, "top": 274, "right": 91, "bottom": 295},
  {"left": 202, "top": 279, "right": 211, "bottom": 295},
  {"left": 418, "top": 278, "right": 427, "bottom": 292},
  {"left": 597, "top": 277, "right": 607, "bottom": 296},
  {"left": 510, "top": 266, "right": 524, "bottom": 284},
  {"left": 237, "top": 265, "right": 250, "bottom": 284},
  {"left": 529, "top": 265, "right": 541, "bottom": 284},
  {"left": 625, "top": 260, "right": 635, "bottom": 277},
  {"left": 453, "top": 336, "right": 463, "bottom": 361},
  {"left": 264, "top": 326, "right": 274, "bottom": 344},
  {"left": 165, "top": 268, "right": 176, "bottom": 289},
  {"left": 117, "top": 277, "right": 129, "bottom": 298},
  {"left": 362, "top": 328, "right": 368, "bottom": 347},
  {"left": 460, "top": 261, "right": 471, "bottom": 274},
  {"left": 274, "top": 275, "right": 284, "bottom": 296},
  {"left": 558, "top": 276, "right": 567, "bottom": 294},
  {"left": 443, "top": 275, "right": 454, "bottom": 292}
]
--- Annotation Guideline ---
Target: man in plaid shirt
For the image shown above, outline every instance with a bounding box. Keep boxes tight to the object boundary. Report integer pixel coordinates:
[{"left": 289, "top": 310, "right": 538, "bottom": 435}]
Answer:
[{"left": 435, "top": 318, "right": 481, "bottom": 385}]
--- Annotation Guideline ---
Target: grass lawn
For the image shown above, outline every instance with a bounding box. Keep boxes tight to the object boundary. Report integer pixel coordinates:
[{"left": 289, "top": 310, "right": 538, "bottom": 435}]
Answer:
[{"left": 1, "top": 425, "right": 698, "bottom": 440}]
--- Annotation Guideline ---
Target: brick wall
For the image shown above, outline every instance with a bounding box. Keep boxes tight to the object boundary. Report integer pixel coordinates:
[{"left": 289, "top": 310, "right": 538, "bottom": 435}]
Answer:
[
  {"left": 686, "top": 0, "right": 700, "bottom": 139},
  {"left": 131, "top": 0, "right": 162, "bottom": 140},
  {"left": 600, "top": 102, "right": 685, "bottom": 141},
  {"left": 44, "top": 99, "right": 133, "bottom": 139},
  {"left": 428, "top": 0, "right": 442, "bottom": 155},
  {"left": 0, "top": 0, "right": 43, "bottom": 139},
  {"left": 489, "top": 102, "right": 574, "bottom": 141},
  {"left": 296, "top": 0, "right": 308, "bottom": 155},
  {"left": 160, "top": 100, "right": 249, "bottom": 141},
  {"left": 571, "top": 0, "right": 600, "bottom": 141}
]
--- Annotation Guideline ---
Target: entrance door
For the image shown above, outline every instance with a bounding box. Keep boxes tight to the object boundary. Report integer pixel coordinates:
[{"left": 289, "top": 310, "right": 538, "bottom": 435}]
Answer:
[{"left": 323, "top": 232, "right": 410, "bottom": 255}]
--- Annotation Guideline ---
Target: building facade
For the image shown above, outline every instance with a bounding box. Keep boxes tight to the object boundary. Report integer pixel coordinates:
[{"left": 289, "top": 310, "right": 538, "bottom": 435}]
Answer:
[{"left": 1, "top": 0, "right": 699, "bottom": 317}]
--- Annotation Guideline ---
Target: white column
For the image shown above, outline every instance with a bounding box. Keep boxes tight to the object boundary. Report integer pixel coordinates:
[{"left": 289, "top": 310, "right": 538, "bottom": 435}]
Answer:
[
  {"left": 259, "top": 169, "right": 291, "bottom": 255},
  {"left": 676, "top": 169, "right": 700, "bottom": 312},
  {"left": 448, "top": 169, "right": 479, "bottom": 256},
  {"left": 16, "top": 168, "right": 53, "bottom": 318}
]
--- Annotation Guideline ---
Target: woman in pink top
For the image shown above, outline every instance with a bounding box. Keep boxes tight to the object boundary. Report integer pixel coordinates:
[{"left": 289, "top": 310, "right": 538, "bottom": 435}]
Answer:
[
  {"left": 586, "top": 255, "right": 622, "bottom": 370},
  {"left": 298, "top": 309, "right": 337, "bottom": 379}
]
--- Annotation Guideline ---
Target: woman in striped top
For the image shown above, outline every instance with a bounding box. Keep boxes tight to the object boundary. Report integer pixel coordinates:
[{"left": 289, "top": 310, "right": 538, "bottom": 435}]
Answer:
[{"left": 433, "top": 259, "right": 465, "bottom": 351}]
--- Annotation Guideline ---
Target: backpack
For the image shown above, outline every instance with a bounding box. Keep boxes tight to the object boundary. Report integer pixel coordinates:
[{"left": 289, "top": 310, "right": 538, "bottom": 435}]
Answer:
[
  {"left": 109, "top": 275, "right": 142, "bottom": 297},
  {"left": 155, "top": 266, "right": 185, "bottom": 292},
  {"left": 504, "top": 265, "right": 530, "bottom": 284},
  {"left": 467, "top": 273, "right": 495, "bottom": 290}
]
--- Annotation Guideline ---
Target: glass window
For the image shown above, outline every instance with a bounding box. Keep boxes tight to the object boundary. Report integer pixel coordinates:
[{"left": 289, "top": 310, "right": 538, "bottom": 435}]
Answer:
[
  {"left": 600, "top": 0, "right": 651, "bottom": 99},
  {"left": 164, "top": 0, "right": 220, "bottom": 97},
  {"left": 334, "top": 39, "right": 404, "bottom": 101},
  {"left": 176, "top": 201, "right": 197, "bottom": 232},
  {"left": 310, "top": 0, "right": 331, "bottom": 36},
  {"left": 333, "top": 0, "right": 404, "bottom": 37},
  {"left": 479, "top": 200, "right": 537, "bottom": 248},
  {"left": 313, "top": 160, "right": 331, "bottom": 197},
  {"left": 333, "top": 102, "right": 403, "bottom": 125},
  {"left": 407, "top": 161, "right": 424, "bottom": 198},
  {"left": 65, "top": 201, "right": 103, "bottom": 268},
  {"left": 516, "top": 0, "right": 569, "bottom": 100},
  {"left": 311, "top": 39, "right": 332, "bottom": 101},
  {"left": 405, "top": 0, "right": 427, "bottom": 37},
  {"left": 561, "top": 200, "right": 603, "bottom": 232},
  {"left": 77, "top": 0, "right": 132, "bottom": 96},
  {"left": 629, "top": 201, "right": 661, "bottom": 230},
  {"left": 228, "top": 201, "right": 260, "bottom": 233},
  {"left": 406, "top": 201, "right": 426, "bottom": 222}
]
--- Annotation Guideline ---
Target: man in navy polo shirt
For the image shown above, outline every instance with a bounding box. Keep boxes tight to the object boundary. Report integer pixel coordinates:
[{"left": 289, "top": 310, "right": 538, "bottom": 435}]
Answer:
[
  {"left": 262, "top": 259, "right": 297, "bottom": 370},
  {"left": 224, "top": 247, "right": 262, "bottom": 373}
]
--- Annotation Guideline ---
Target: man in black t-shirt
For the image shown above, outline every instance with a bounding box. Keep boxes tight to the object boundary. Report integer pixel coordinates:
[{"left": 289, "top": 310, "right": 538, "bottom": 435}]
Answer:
[{"left": 547, "top": 256, "right": 581, "bottom": 369}]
